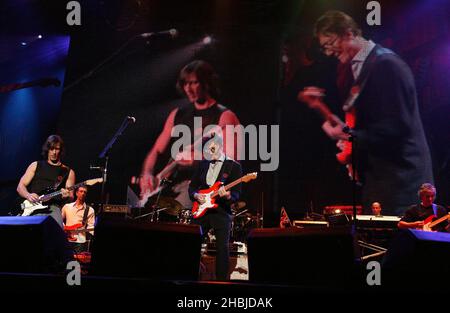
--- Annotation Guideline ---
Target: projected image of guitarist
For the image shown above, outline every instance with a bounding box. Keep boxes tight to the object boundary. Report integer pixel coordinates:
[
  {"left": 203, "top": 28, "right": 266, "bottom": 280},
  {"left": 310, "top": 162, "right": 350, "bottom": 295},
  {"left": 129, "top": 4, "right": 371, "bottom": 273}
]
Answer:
[
  {"left": 138, "top": 60, "right": 241, "bottom": 209},
  {"left": 189, "top": 134, "right": 243, "bottom": 281},
  {"left": 16, "top": 135, "right": 76, "bottom": 228}
]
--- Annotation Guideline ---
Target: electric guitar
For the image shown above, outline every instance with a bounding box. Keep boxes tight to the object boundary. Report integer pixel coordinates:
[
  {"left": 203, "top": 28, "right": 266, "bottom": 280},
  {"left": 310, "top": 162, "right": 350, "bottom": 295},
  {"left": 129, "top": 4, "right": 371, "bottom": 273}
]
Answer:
[
  {"left": 138, "top": 126, "right": 228, "bottom": 207},
  {"left": 192, "top": 172, "right": 258, "bottom": 219},
  {"left": 422, "top": 213, "right": 450, "bottom": 232},
  {"left": 20, "top": 178, "right": 103, "bottom": 216},
  {"left": 299, "top": 86, "right": 360, "bottom": 180},
  {"left": 64, "top": 223, "right": 95, "bottom": 244}
]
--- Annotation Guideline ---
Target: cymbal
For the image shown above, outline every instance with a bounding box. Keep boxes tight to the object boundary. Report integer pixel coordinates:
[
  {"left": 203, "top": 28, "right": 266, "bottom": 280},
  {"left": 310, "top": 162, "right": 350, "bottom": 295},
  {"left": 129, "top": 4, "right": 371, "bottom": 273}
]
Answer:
[
  {"left": 231, "top": 201, "right": 246, "bottom": 212},
  {"left": 154, "top": 197, "right": 184, "bottom": 216}
]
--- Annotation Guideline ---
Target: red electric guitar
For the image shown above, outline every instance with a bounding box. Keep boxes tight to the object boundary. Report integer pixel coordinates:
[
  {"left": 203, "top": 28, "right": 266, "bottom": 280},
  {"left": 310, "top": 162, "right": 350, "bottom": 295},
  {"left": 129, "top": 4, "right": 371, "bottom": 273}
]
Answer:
[
  {"left": 422, "top": 213, "right": 450, "bottom": 232},
  {"left": 64, "top": 223, "right": 95, "bottom": 243},
  {"left": 299, "top": 86, "right": 360, "bottom": 180},
  {"left": 192, "top": 172, "right": 258, "bottom": 219}
]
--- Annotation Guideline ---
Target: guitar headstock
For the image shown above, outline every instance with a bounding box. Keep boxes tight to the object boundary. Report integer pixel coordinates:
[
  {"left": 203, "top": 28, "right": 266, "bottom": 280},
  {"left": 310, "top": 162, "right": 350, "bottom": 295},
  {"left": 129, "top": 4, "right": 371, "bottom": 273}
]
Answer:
[
  {"left": 242, "top": 172, "right": 258, "bottom": 183},
  {"left": 85, "top": 178, "right": 103, "bottom": 186}
]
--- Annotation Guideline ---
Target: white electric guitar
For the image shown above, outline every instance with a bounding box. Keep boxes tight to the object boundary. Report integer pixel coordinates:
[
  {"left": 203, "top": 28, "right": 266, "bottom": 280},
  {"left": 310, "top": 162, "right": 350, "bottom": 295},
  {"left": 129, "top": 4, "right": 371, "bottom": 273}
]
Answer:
[{"left": 20, "top": 178, "right": 103, "bottom": 216}]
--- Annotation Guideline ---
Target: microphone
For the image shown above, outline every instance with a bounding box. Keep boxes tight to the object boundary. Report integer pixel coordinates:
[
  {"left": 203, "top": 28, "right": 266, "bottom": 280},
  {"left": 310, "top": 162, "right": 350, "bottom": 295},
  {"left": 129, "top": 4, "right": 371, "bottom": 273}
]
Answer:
[
  {"left": 127, "top": 116, "right": 136, "bottom": 123},
  {"left": 140, "top": 29, "right": 178, "bottom": 39}
]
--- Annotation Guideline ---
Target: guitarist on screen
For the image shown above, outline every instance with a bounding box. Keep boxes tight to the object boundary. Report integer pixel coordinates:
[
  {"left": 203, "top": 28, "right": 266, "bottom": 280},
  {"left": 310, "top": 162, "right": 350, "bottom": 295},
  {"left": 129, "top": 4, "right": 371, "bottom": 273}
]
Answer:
[
  {"left": 16, "top": 135, "right": 75, "bottom": 228},
  {"left": 189, "top": 133, "right": 242, "bottom": 281}
]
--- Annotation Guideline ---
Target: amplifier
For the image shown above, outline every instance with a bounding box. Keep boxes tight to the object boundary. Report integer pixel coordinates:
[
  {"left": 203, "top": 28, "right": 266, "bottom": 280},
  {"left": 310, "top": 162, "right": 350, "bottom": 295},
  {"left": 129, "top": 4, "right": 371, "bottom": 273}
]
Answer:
[{"left": 103, "top": 204, "right": 130, "bottom": 214}]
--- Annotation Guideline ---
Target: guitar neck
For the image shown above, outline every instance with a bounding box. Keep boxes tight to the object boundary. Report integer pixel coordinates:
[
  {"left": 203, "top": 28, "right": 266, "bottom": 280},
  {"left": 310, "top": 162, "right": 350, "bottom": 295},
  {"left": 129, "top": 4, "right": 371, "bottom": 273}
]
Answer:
[
  {"left": 40, "top": 181, "right": 84, "bottom": 202},
  {"left": 429, "top": 213, "right": 450, "bottom": 228},
  {"left": 211, "top": 178, "right": 243, "bottom": 198}
]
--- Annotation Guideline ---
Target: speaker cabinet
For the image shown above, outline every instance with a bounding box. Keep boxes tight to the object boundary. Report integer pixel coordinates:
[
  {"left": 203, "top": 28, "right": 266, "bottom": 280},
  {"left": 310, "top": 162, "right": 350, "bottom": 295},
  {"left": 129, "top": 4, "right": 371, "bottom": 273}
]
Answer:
[
  {"left": 0, "top": 216, "right": 71, "bottom": 273},
  {"left": 90, "top": 219, "right": 203, "bottom": 280},
  {"left": 382, "top": 229, "right": 450, "bottom": 288},
  {"left": 247, "top": 227, "right": 355, "bottom": 286}
]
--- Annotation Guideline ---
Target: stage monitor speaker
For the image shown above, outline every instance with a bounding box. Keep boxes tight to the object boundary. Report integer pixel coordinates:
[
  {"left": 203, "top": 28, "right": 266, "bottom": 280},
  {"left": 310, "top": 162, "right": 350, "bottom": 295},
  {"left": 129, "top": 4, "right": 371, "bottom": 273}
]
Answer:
[
  {"left": 90, "top": 219, "right": 203, "bottom": 280},
  {"left": 247, "top": 227, "right": 355, "bottom": 286},
  {"left": 382, "top": 229, "right": 450, "bottom": 288},
  {"left": 0, "top": 216, "right": 71, "bottom": 273}
]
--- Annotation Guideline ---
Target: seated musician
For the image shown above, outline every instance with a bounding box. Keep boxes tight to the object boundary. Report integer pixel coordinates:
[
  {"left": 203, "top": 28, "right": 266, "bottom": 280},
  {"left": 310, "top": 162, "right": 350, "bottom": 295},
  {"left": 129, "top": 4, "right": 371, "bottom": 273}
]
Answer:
[
  {"left": 61, "top": 185, "right": 95, "bottom": 253},
  {"left": 398, "top": 183, "right": 449, "bottom": 232},
  {"left": 371, "top": 202, "right": 382, "bottom": 216},
  {"left": 189, "top": 133, "right": 242, "bottom": 281}
]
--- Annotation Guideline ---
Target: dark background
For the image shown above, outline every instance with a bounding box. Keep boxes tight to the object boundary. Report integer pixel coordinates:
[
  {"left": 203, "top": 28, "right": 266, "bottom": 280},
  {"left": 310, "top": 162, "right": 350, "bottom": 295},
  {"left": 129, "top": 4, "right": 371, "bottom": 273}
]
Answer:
[{"left": 1, "top": 0, "right": 449, "bottom": 225}]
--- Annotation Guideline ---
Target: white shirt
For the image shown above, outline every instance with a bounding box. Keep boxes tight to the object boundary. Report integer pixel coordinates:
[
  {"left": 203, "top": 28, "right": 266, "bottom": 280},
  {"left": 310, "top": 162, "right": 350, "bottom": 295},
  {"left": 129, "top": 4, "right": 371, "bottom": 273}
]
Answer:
[
  {"left": 61, "top": 201, "right": 95, "bottom": 241},
  {"left": 351, "top": 40, "right": 376, "bottom": 80},
  {"left": 206, "top": 153, "right": 225, "bottom": 187}
]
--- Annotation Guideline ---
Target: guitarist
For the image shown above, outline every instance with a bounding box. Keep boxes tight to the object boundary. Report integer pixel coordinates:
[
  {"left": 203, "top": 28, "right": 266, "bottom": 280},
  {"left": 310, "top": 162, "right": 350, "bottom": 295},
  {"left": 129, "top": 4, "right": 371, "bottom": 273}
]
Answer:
[
  {"left": 139, "top": 60, "right": 242, "bottom": 209},
  {"left": 299, "top": 11, "right": 433, "bottom": 216},
  {"left": 189, "top": 134, "right": 242, "bottom": 281},
  {"left": 398, "top": 183, "right": 449, "bottom": 232},
  {"left": 16, "top": 135, "right": 75, "bottom": 228},
  {"left": 62, "top": 185, "right": 95, "bottom": 253}
]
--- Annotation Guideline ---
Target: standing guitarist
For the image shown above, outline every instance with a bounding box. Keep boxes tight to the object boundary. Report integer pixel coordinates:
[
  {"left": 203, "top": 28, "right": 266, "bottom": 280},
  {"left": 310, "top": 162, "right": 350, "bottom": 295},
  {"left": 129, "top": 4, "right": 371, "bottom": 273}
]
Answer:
[
  {"left": 16, "top": 135, "right": 75, "bottom": 228},
  {"left": 298, "top": 11, "right": 433, "bottom": 215},
  {"left": 62, "top": 185, "right": 95, "bottom": 253},
  {"left": 189, "top": 134, "right": 242, "bottom": 281}
]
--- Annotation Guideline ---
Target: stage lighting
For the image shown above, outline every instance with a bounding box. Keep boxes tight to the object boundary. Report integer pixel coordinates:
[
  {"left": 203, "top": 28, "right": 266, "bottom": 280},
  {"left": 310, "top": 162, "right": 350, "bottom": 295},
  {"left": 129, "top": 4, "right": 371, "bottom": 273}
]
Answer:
[
  {"left": 202, "top": 36, "right": 212, "bottom": 45},
  {"left": 21, "top": 42, "right": 27, "bottom": 46},
  {"left": 38, "top": 35, "right": 43, "bottom": 39}
]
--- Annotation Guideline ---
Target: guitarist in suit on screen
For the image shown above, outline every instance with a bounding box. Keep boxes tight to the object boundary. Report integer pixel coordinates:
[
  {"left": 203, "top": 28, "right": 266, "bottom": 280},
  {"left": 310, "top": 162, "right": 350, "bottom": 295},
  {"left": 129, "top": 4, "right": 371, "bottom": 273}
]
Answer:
[
  {"left": 16, "top": 135, "right": 75, "bottom": 228},
  {"left": 189, "top": 133, "right": 242, "bottom": 281}
]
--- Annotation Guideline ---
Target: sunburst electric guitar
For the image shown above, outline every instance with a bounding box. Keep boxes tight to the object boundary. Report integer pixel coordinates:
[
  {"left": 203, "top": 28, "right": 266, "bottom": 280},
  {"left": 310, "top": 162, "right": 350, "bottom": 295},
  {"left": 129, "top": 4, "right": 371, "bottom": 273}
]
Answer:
[
  {"left": 192, "top": 172, "right": 258, "bottom": 219},
  {"left": 422, "top": 213, "right": 450, "bottom": 232}
]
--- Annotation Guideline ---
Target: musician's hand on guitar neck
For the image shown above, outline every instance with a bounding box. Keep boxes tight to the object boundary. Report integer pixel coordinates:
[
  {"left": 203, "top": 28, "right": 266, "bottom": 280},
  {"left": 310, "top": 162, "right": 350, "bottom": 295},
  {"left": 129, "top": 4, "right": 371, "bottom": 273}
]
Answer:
[
  {"left": 297, "top": 86, "right": 325, "bottom": 108},
  {"left": 322, "top": 114, "right": 349, "bottom": 141},
  {"left": 194, "top": 193, "right": 206, "bottom": 204},
  {"left": 26, "top": 193, "right": 40, "bottom": 203},
  {"left": 61, "top": 188, "right": 70, "bottom": 198},
  {"left": 218, "top": 186, "right": 231, "bottom": 200}
]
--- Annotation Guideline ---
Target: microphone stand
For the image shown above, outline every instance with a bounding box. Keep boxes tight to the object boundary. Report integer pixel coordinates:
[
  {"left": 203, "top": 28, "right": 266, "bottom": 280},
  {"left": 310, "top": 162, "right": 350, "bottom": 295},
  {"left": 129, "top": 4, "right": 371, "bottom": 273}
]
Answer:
[{"left": 97, "top": 117, "right": 135, "bottom": 215}]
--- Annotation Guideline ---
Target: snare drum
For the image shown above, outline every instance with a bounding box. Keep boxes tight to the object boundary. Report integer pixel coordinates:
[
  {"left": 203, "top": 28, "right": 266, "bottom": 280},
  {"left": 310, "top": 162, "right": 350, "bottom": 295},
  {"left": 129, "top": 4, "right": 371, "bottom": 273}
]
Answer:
[{"left": 178, "top": 209, "right": 193, "bottom": 224}]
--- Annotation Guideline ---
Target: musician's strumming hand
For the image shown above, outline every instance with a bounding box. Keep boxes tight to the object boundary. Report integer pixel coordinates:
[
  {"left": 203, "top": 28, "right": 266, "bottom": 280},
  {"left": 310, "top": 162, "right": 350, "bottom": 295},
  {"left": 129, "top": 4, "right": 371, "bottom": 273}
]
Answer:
[
  {"left": 27, "top": 193, "right": 40, "bottom": 203},
  {"left": 194, "top": 193, "right": 206, "bottom": 204},
  {"left": 414, "top": 221, "right": 425, "bottom": 229},
  {"left": 297, "top": 86, "right": 325, "bottom": 108},
  {"left": 139, "top": 173, "right": 158, "bottom": 196},
  {"left": 322, "top": 114, "right": 349, "bottom": 141},
  {"left": 218, "top": 186, "right": 231, "bottom": 200}
]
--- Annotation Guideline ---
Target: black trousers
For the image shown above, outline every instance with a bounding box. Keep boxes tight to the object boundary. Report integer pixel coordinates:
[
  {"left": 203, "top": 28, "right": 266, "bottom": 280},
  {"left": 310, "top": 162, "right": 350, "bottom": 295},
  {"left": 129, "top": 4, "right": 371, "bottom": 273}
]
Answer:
[{"left": 193, "top": 210, "right": 232, "bottom": 281}]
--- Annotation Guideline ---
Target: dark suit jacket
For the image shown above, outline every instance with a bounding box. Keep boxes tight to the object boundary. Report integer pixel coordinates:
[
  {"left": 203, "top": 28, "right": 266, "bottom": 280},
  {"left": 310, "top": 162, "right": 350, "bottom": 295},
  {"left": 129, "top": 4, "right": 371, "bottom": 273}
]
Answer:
[
  {"left": 189, "top": 158, "right": 242, "bottom": 214},
  {"left": 352, "top": 45, "right": 433, "bottom": 215}
]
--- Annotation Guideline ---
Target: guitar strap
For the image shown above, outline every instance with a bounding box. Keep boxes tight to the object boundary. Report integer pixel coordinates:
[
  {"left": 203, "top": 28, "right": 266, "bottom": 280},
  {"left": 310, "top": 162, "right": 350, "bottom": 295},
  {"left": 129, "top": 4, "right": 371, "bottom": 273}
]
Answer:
[
  {"left": 432, "top": 203, "right": 438, "bottom": 217},
  {"left": 82, "top": 204, "right": 90, "bottom": 228}
]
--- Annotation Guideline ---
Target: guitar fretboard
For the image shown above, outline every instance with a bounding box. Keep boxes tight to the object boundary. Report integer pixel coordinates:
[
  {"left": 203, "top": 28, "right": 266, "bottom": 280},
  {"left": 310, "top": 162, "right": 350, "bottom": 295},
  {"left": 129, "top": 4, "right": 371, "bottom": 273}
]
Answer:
[{"left": 40, "top": 181, "right": 85, "bottom": 202}]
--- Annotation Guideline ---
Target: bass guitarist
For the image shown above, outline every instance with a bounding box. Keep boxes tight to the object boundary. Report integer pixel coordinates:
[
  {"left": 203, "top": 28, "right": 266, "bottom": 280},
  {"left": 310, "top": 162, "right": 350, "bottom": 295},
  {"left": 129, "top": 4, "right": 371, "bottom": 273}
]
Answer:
[
  {"left": 189, "top": 133, "right": 242, "bottom": 281},
  {"left": 16, "top": 135, "right": 75, "bottom": 228}
]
